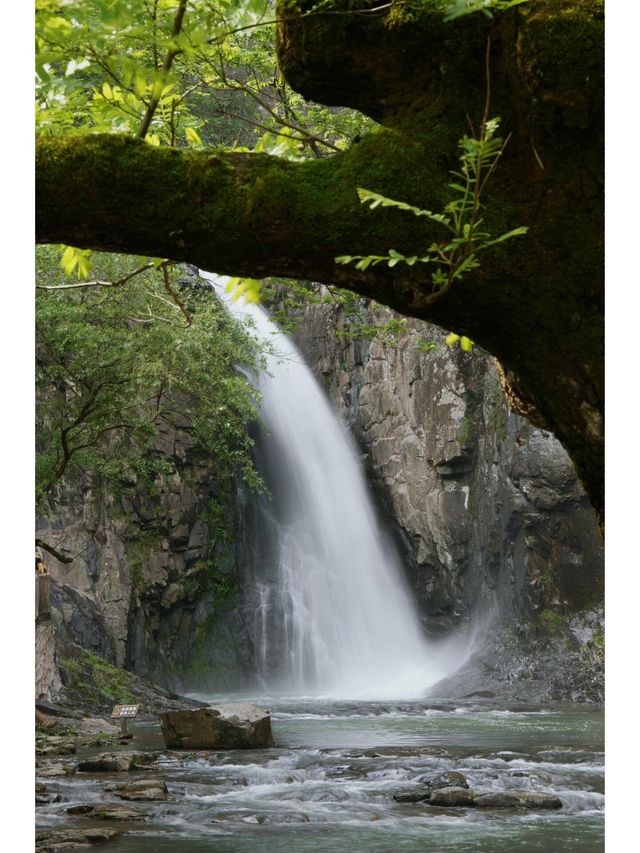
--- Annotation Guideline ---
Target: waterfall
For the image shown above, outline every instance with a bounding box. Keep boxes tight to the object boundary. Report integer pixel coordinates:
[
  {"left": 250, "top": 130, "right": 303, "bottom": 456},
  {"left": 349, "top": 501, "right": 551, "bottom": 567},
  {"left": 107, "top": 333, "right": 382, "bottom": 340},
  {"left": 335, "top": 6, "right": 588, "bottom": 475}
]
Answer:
[{"left": 202, "top": 272, "right": 469, "bottom": 700}]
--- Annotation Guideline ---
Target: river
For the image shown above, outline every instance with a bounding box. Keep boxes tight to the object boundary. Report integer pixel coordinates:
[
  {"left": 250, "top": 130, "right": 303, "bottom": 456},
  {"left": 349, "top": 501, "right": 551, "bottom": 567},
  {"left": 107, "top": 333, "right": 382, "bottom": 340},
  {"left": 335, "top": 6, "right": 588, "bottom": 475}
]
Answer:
[{"left": 36, "top": 697, "right": 604, "bottom": 852}]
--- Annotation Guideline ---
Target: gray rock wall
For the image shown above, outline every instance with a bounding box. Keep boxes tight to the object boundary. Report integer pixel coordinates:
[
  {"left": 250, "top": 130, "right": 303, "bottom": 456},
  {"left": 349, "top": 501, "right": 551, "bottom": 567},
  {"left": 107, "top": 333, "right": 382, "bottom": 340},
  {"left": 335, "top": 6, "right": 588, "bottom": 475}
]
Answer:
[
  {"left": 287, "top": 297, "right": 603, "bottom": 700},
  {"left": 37, "top": 416, "right": 253, "bottom": 695},
  {"left": 36, "top": 621, "right": 62, "bottom": 702}
]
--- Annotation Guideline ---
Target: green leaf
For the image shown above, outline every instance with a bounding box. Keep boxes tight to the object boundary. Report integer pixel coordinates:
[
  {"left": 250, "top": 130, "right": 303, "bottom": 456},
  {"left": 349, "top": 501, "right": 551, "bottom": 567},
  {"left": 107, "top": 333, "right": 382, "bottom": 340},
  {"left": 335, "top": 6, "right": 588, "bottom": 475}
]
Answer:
[
  {"left": 185, "top": 127, "right": 203, "bottom": 147},
  {"left": 484, "top": 226, "right": 529, "bottom": 247},
  {"left": 60, "top": 246, "right": 78, "bottom": 276},
  {"left": 445, "top": 332, "right": 460, "bottom": 346},
  {"left": 460, "top": 336, "right": 474, "bottom": 352}
]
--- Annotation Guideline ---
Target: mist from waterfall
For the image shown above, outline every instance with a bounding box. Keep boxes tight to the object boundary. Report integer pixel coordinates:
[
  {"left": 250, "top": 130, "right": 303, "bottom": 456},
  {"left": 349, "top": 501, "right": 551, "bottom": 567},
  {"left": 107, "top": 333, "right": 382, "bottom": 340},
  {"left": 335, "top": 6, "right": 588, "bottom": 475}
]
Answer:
[{"left": 201, "top": 271, "right": 471, "bottom": 700}]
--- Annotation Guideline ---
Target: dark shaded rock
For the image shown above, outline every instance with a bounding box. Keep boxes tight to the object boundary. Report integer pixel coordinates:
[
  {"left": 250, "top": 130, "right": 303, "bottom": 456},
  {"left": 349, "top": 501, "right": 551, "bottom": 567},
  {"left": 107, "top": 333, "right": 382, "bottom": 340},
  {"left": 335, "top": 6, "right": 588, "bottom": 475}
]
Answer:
[
  {"left": 76, "top": 751, "right": 156, "bottom": 773},
  {"left": 52, "top": 585, "right": 115, "bottom": 661},
  {"left": 159, "top": 704, "right": 275, "bottom": 749},
  {"left": 429, "top": 786, "right": 476, "bottom": 807},
  {"left": 289, "top": 300, "right": 603, "bottom": 703},
  {"left": 113, "top": 777, "right": 168, "bottom": 801},
  {"left": 393, "top": 790, "right": 431, "bottom": 804},
  {"left": 463, "top": 691, "right": 496, "bottom": 699},
  {"left": 37, "top": 700, "right": 76, "bottom": 718},
  {"left": 66, "top": 804, "right": 95, "bottom": 815}
]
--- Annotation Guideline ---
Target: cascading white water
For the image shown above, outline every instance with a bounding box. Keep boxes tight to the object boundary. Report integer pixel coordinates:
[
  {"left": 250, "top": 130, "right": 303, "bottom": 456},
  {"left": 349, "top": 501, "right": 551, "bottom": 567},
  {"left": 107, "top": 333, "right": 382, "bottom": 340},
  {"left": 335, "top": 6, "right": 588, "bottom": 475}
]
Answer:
[{"left": 202, "top": 271, "right": 469, "bottom": 699}]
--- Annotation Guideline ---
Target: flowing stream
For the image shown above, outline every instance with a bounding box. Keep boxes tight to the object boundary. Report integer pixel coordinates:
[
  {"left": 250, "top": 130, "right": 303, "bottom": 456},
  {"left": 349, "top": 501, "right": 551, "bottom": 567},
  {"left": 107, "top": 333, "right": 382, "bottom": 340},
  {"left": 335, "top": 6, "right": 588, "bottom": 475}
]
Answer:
[
  {"left": 201, "top": 271, "right": 469, "bottom": 698},
  {"left": 37, "top": 700, "right": 604, "bottom": 852}
]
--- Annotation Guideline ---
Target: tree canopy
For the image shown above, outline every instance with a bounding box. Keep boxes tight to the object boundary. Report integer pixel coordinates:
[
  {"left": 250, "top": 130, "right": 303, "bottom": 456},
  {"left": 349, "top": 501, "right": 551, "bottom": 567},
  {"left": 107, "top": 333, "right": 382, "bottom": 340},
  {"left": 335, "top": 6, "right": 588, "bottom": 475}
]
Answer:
[{"left": 35, "top": 0, "right": 605, "bottom": 523}]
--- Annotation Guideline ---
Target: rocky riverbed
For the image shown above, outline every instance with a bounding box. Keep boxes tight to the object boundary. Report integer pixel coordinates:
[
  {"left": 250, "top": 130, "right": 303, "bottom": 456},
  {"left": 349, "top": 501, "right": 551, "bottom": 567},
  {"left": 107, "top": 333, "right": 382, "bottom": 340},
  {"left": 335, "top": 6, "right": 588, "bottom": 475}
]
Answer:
[{"left": 35, "top": 697, "right": 604, "bottom": 853}]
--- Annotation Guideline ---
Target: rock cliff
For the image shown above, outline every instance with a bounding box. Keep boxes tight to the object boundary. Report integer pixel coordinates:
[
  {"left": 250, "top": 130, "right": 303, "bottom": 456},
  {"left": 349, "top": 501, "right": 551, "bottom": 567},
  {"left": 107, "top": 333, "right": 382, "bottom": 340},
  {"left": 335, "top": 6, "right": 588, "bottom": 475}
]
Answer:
[
  {"left": 37, "top": 291, "right": 604, "bottom": 703},
  {"left": 36, "top": 413, "right": 253, "bottom": 696},
  {"left": 286, "top": 296, "right": 603, "bottom": 701}
]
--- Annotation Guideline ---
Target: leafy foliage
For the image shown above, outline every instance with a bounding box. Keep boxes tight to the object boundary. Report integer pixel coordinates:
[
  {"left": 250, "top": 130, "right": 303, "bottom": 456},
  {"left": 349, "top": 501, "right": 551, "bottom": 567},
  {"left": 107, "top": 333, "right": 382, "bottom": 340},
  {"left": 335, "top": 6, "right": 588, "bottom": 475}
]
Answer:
[
  {"left": 336, "top": 116, "right": 528, "bottom": 304},
  {"left": 36, "top": 247, "right": 266, "bottom": 512},
  {"left": 36, "top": 0, "right": 373, "bottom": 151}
]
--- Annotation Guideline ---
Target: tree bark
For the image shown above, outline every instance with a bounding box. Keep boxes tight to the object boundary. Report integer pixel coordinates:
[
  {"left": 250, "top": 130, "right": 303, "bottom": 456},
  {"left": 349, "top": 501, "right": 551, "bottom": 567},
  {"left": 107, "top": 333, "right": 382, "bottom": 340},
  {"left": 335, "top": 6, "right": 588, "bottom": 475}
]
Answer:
[{"left": 35, "top": 0, "right": 604, "bottom": 524}]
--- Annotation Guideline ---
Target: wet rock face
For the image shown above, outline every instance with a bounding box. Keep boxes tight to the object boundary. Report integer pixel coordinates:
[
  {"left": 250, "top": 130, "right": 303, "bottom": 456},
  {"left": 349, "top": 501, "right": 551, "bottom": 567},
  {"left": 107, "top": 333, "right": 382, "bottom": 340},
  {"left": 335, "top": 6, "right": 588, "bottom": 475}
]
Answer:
[
  {"left": 37, "top": 415, "right": 253, "bottom": 695},
  {"left": 290, "top": 298, "right": 603, "bottom": 697},
  {"left": 36, "top": 621, "right": 63, "bottom": 703}
]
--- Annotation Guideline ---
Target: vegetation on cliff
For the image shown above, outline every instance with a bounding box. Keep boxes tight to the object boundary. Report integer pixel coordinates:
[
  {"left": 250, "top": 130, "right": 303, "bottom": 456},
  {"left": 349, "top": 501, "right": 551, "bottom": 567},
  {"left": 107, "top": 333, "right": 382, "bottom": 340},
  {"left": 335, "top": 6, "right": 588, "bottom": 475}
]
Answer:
[{"left": 36, "top": 249, "right": 266, "bottom": 529}]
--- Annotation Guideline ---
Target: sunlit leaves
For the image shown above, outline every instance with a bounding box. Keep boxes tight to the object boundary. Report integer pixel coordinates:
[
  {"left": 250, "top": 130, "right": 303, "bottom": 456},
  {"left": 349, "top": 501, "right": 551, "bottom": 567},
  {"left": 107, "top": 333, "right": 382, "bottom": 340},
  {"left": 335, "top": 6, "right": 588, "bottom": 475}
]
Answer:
[
  {"left": 254, "top": 130, "right": 305, "bottom": 160},
  {"left": 337, "top": 116, "right": 528, "bottom": 319},
  {"left": 224, "top": 276, "right": 262, "bottom": 304},
  {"left": 185, "top": 126, "right": 203, "bottom": 147},
  {"left": 36, "top": 0, "right": 375, "bottom": 156},
  {"left": 357, "top": 189, "right": 451, "bottom": 227},
  {"left": 60, "top": 245, "right": 93, "bottom": 279},
  {"left": 445, "top": 332, "right": 474, "bottom": 351}
]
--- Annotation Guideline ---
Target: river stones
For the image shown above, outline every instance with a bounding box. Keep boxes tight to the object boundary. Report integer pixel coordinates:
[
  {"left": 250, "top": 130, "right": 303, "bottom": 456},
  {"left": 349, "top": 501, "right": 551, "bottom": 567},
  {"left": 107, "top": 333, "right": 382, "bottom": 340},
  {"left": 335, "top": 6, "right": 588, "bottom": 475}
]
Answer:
[
  {"left": 393, "top": 773, "right": 564, "bottom": 811},
  {"left": 429, "top": 786, "right": 476, "bottom": 806},
  {"left": 36, "top": 736, "right": 77, "bottom": 756},
  {"left": 418, "top": 771, "right": 469, "bottom": 790},
  {"left": 393, "top": 790, "right": 432, "bottom": 803},
  {"left": 36, "top": 782, "right": 62, "bottom": 805},
  {"left": 112, "top": 777, "right": 168, "bottom": 801},
  {"left": 76, "top": 751, "right": 156, "bottom": 773},
  {"left": 36, "top": 827, "right": 119, "bottom": 850},
  {"left": 38, "top": 762, "right": 76, "bottom": 778},
  {"left": 394, "top": 771, "right": 470, "bottom": 803},
  {"left": 66, "top": 804, "right": 95, "bottom": 815},
  {"left": 159, "top": 704, "right": 275, "bottom": 749},
  {"left": 474, "top": 790, "right": 562, "bottom": 809}
]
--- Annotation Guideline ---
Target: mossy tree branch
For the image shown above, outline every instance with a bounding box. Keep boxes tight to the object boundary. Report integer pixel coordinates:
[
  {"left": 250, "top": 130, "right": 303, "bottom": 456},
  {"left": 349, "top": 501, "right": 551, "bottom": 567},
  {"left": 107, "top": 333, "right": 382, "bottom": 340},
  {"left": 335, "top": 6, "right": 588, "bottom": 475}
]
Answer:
[{"left": 35, "top": 0, "right": 604, "bottom": 523}]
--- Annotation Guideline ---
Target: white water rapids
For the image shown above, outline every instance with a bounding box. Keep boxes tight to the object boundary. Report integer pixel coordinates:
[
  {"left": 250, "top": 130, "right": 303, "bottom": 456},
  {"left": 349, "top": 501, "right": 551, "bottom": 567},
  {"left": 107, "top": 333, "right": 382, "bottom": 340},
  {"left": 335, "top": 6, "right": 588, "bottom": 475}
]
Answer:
[{"left": 201, "top": 272, "right": 470, "bottom": 699}]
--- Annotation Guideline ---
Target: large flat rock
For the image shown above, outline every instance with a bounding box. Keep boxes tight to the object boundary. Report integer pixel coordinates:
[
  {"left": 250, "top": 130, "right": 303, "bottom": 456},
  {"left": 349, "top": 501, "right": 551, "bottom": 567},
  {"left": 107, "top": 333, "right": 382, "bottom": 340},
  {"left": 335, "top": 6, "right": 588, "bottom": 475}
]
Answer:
[{"left": 158, "top": 703, "right": 275, "bottom": 749}]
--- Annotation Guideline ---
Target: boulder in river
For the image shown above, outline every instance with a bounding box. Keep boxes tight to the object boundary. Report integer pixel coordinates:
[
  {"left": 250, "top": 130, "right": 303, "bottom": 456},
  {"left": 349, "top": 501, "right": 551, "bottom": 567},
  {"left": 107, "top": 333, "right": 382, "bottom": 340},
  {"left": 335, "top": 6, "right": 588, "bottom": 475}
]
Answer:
[
  {"left": 37, "top": 762, "right": 76, "bottom": 778},
  {"left": 66, "top": 802, "right": 145, "bottom": 821},
  {"left": 393, "top": 790, "right": 432, "bottom": 804},
  {"left": 417, "top": 771, "right": 469, "bottom": 790},
  {"left": 475, "top": 790, "right": 562, "bottom": 809},
  {"left": 393, "top": 771, "right": 470, "bottom": 803},
  {"left": 429, "top": 786, "right": 476, "bottom": 807},
  {"left": 36, "top": 827, "right": 119, "bottom": 850},
  {"left": 158, "top": 704, "right": 275, "bottom": 749},
  {"left": 113, "top": 777, "right": 168, "bottom": 801},
  {"left": 76, "top": 751, "right": 156, "bottom": 773}
]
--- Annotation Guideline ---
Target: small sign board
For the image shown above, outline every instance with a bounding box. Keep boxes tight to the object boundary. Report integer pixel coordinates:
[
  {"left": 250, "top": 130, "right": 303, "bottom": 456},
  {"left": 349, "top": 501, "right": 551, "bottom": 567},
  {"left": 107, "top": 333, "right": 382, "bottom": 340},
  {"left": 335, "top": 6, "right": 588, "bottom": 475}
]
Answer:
[{"left": 111, "top": 704, "right": 140, "bottom": 719}]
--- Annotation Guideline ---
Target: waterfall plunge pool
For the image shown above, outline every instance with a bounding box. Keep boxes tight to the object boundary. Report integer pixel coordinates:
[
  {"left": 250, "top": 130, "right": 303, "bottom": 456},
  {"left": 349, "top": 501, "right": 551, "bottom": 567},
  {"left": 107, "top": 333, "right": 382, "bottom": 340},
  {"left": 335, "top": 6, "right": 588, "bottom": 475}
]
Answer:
[{"left": 36, "top": 698, "right": 604, "bottom": 853}]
